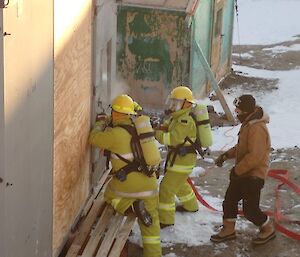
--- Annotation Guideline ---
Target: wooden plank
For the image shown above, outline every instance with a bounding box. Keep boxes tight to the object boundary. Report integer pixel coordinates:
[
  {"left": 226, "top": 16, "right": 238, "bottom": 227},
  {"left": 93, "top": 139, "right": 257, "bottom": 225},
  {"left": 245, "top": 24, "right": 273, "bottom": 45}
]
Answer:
[
  {"left": 95, "top": 214, "right": 125, "bottom": 257},
  {"left": 65, "top": 193, "right": 106, "bottom": 257},
  {"left": 81, "top": 206, "right": 115, "bottom": 257},
  {"left": 82, "top": 170, "right": 111, "bottom": 217},
  {"left": 186, "top": 0, "right": 200, "bottom": 15},
  {"left": 108, "top": 214, "right": 136, "bottom": 257},
  {"left": 53, "top": 0, "right": 93, "bottom": 253},
  {"left": 194, "top": 41, "right": 235, "bottom": 123}
]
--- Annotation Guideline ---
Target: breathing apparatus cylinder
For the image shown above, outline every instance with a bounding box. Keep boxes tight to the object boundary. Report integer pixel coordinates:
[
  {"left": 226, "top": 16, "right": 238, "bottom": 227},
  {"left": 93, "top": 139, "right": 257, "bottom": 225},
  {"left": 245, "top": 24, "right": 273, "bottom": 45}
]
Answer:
[
  {"left": 134, "top": 115, "right": 161, "bottom": 167},
  {"left": 193, "top": 104, "right": 213, "bottom": 148}
]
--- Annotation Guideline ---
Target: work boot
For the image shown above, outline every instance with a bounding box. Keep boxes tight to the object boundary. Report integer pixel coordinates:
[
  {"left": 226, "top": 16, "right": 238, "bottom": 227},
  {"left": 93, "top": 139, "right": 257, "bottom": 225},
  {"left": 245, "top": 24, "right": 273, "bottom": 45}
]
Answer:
[
  {"left": 252, "top": 217, "right": 276, "bottom": 245},
  {"left": 210, "top": 219, "right": 236, "bottom": 243},
  {"left": 133, "top": 200, "right": 152, "bottom": 227},
  {"left": 176, "top": 205, "right": 198, "bottom": 213}
]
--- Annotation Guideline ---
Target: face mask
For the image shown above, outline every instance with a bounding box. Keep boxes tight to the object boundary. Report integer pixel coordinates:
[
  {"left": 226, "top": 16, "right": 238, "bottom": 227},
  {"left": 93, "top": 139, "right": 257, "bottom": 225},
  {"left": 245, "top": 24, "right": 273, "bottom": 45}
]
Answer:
[
  {"left": 165, "top": 97, "right": 184, "bottom": 112},
  {"left": 237, "top": 113, "right": 249, "bottom": 123}
]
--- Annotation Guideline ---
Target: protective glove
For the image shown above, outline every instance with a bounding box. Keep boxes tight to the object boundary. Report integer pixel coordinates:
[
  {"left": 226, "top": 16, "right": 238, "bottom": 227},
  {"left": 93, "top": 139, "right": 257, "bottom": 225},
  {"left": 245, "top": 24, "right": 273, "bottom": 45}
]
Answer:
[
  {"left": 94, "top": 120, "right": 107, "bottom": 132},
  {"left": 215, "top": 153, "right": 227, "bottom": 167},
  {"left": 229, "top": 167, "right": 239, "bottom": 181}
]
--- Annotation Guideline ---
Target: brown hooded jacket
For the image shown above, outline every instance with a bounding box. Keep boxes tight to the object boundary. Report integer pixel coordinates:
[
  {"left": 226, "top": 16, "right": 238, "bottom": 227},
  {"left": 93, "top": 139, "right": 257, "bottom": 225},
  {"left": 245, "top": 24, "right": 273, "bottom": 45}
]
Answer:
[{"left": 225, "top": 107, "right": 271, "bottom": 179}]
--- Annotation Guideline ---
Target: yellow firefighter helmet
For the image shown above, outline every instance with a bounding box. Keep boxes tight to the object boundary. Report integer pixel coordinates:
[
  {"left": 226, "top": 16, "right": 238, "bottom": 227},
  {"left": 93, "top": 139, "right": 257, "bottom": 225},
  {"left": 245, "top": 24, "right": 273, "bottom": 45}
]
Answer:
[
  {"left": 112, "top": 94, "right": 136, "bottom": 115},
  {"left": 170, "top": 86, "right": 195, "bottom": 103}
]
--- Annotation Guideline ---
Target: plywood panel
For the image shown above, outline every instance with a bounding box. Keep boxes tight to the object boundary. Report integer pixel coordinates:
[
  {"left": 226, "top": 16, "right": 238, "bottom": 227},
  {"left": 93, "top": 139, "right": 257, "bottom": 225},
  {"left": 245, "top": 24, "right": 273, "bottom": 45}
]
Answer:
[{"left": 53, "top": 0, "right": 93, "bottom": 255}]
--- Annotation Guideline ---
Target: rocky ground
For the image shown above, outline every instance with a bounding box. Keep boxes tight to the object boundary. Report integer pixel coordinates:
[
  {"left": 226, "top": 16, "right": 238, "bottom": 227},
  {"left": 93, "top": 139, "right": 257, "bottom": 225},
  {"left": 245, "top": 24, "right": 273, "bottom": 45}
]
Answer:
[{"left": 128, "top": 40, "right": 300, "bottom": 257}]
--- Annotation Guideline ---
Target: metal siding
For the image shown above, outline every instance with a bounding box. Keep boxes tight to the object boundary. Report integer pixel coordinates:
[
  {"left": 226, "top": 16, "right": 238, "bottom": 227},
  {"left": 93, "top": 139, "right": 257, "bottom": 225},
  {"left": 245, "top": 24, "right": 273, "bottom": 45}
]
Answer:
[
  {"left": 92, "top": 0, "right": 117, "bottom": 192},
  {"left": 2, "top": 1, "right": 53, "bottom": 257},
  {"left": 220, "top": 0, "right": 234, "bottom": 69},
  {"left": 190, "top": 0, "right": 213, "bottom": 94},
  {"left": 0, "top": 9, "right": 4, "bottom": 256},
  {"left": 117, "top": 7, "right": 190, "bottom": 108}
]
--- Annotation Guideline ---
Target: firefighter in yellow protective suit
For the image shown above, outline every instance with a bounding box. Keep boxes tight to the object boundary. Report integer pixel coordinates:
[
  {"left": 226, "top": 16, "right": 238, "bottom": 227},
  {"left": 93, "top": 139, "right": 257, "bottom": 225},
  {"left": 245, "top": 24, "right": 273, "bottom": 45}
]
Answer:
[
  {"left": 155, "top": 86, "right": 199, "bottom": 228},
  {"left": 89, "top": 94, "right": 161, "bottom": 257}
]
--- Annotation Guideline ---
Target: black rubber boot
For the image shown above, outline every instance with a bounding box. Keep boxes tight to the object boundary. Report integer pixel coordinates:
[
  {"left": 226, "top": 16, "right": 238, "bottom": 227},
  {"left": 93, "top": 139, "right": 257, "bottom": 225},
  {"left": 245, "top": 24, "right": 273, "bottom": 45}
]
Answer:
[
  {"left": 133, "top": 200, "right": 152, "bottom": 227},
  {"left": 176, "top": 205, "right": 198, "bottom": 213},
  {"left": 160, "top": 223, "right": 174, "bottom": 229}
]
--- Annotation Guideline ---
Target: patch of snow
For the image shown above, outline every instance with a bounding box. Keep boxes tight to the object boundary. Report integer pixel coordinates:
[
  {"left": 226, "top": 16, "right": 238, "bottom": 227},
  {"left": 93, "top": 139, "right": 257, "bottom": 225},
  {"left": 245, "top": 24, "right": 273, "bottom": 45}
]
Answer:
[
  {"left": 263, "top": 44, "right": 300, "bottom": 54},
  {"left": 232, "top": 52, "right": 253, "bottom": 59},
  {"left": 190, "top": 166, "right": 206, "bottom": 177},
  {"left": 207, "top": 65, "right": 300, "bottom": 150}
]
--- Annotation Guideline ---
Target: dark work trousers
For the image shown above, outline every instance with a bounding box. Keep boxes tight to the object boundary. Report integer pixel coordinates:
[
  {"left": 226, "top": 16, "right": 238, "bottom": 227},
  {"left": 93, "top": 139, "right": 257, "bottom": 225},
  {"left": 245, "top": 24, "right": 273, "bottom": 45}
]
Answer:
[{"left": 223, "top": 176, "right": 267, "bottom": 226}]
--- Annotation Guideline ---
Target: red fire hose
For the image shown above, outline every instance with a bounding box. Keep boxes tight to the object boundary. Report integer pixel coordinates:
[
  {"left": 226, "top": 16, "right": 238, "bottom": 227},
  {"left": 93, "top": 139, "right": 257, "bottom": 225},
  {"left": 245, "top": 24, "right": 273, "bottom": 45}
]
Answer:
[{"left": 187, "top": 169, "right": 300, "bottom": 241}]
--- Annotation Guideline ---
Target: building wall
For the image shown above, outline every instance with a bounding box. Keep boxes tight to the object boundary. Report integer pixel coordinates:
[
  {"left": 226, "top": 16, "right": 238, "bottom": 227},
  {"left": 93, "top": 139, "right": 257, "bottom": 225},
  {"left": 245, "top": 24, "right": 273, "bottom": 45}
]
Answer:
[
  {"left": 220, "top": 0, "right": 235, "bottom": 73},
  {"left": 0, "top": 9, "right": 5, "bottom": 256},
  {"left": 117, "top": 7, "right": 190, "bottom": 108},
  {"left": 91, "top": 0, "right": 117, "bottom": 187},
  {"left": 190, "top": 0, "right": 213, "bottom": 97},
  {"left": 0, "top": 1, "right": 53, "bottom": 257}
]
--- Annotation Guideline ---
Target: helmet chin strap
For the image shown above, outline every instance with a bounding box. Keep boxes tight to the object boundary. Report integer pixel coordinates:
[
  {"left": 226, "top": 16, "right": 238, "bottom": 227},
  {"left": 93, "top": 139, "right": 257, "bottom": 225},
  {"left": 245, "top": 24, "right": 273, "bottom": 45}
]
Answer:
[{"left": 180, "top": 99, "right": 186, "bottom": 110}]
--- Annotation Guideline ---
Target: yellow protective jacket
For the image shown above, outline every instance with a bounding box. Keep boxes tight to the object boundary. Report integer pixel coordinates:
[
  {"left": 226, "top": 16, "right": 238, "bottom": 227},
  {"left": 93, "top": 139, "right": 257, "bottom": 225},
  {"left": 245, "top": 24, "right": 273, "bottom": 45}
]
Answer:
[
  {"left": 89, "top": 118, "right": 158, "bottom": 194},
  {"left": 225, "top": 107, "right": 271, "bottom": 179},
  {"left": 155, "top": 107, "right": 197, "bottom": 173}
]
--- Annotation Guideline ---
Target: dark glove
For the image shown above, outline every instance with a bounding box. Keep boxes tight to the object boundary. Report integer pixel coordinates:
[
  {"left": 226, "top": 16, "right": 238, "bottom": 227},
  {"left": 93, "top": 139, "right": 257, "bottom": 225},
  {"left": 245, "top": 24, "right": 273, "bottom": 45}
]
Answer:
[
  {"left": 229, "top": 167, "right": 239, "bottom": 181},
  {"left": 150, "top": 116, "right": 161, "bottom": 129},
  {"left": 215, "top": 153, "right": 227, "bottom": 167},
  {"left": 96, "top": 113, "right": 108, "bottom": 122}
]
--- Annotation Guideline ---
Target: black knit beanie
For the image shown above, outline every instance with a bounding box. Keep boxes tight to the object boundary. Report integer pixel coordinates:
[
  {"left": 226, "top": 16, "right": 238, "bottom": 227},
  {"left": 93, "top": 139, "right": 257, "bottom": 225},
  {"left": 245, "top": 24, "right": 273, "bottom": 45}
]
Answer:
[{"left": 234, "top": 94, "right": 256, "bottom": 113}]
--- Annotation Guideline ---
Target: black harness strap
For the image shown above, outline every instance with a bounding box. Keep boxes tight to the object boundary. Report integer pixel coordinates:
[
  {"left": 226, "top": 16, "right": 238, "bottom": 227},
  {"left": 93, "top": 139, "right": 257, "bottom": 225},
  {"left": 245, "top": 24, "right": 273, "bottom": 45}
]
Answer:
[
  {"left": 107, "top": 124, "right": 151, "bottom": 181},
  {"left": 196, "top": 119, "right": 210, "bottom": 126}
]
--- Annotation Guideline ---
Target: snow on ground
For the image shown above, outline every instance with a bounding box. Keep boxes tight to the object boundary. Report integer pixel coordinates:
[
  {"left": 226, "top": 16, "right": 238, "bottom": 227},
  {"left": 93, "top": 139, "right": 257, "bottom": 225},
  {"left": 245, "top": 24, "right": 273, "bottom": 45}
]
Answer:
[
  {"left": 207, "top": 65, "right": 300, "bottom": 151},
  {"left": 131, "top": 1, "right": 300, "bottom": 255},
  {"left": 129, "top": 192, "right": 223, "bottom": 248},
  {"left": 233, "top": 0, "right": 300, "bottom": 45},
  {"left": 263, "top": 44, "right": 300, "bottom": 54}
]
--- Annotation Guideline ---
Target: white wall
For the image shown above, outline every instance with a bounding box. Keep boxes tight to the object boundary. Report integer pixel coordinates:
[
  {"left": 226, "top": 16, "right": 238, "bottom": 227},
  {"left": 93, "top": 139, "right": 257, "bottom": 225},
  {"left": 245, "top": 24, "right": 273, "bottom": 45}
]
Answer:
[{"left": 1, "top": 1, "right": 53, "bottom": 256}]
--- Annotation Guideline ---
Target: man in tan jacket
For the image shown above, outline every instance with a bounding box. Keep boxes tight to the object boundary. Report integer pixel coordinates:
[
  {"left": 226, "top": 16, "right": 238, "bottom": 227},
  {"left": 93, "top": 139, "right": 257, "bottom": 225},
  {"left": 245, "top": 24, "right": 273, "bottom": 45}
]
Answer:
[{"left": 210, "top": 94, "right": 275, "bottom": 245}]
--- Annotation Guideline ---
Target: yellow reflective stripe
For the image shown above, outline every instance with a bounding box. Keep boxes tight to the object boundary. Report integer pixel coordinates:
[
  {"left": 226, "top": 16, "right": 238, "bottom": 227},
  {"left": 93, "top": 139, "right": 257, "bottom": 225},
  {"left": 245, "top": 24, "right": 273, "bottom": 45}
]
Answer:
[
  {"left": 163, "top": 132, "right": 171, "bottom": 145},
  {"left": 108, "top": 186, "right": 159, "bottom": 198},
  {"left": 142, "top": 236, "right": 160, "bottom": 245},
  {"left": 167, "top": 164, "right": 194, "bottom": 173},
  {"left": 111, "top": 198, "right": 121, "bottom": 210},
  {"left": 159, "top": 202, "right": 175, "bottom": 211},
  {"left": 178, "top": 191, "right": 195, "bottom": 203},
  {"left": 111, "top": 152, "right": 134, "bottom": 160}
]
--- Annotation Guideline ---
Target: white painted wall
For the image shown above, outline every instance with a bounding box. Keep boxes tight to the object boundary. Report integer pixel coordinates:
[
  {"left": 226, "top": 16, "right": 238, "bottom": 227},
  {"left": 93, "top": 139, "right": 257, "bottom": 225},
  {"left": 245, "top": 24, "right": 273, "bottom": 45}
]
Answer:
[{"left": 0, "top": 1, "right": 53, "bottom": 256}]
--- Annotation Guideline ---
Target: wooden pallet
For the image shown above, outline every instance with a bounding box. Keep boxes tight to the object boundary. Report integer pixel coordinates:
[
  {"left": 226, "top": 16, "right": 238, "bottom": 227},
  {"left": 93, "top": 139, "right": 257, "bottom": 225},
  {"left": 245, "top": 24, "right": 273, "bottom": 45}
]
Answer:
[{"left": 65, "top": 173, "right": 136, "bottom": 257}]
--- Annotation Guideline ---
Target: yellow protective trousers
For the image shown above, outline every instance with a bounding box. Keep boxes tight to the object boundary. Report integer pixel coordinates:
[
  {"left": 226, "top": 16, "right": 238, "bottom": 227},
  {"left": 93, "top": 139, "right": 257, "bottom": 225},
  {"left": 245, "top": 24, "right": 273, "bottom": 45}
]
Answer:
[
  {"left": 104, "top": 184, "right": 162, "bottom": 257},
  {"left": 159, "top": 170, "right": 198, "bottom": 225}
]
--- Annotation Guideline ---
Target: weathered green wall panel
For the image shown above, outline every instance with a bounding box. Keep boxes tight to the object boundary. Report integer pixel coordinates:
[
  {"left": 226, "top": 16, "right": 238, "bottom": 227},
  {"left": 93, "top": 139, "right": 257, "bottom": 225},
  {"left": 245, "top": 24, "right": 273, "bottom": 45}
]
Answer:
[
  {"left": 190, "top": 0, "right": 213, "bottom": 95},
  {"left": 220, "top": 0, "right": 235, "bottom": 70},
  {"left": 117, "top": 7, "right": 190, "bottom": 108},
  {"left": 117, "top": 1, "right": 235, "bottom": 108}
]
